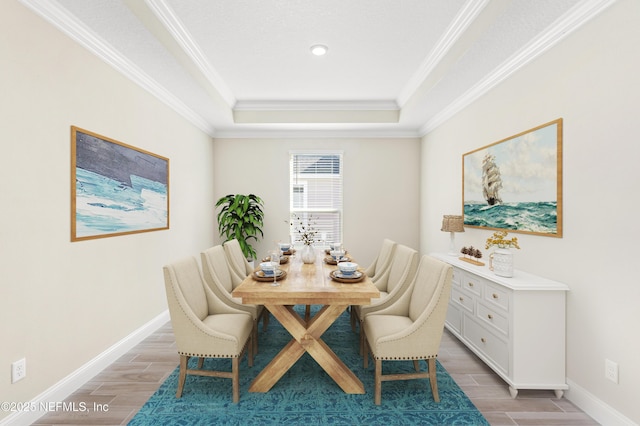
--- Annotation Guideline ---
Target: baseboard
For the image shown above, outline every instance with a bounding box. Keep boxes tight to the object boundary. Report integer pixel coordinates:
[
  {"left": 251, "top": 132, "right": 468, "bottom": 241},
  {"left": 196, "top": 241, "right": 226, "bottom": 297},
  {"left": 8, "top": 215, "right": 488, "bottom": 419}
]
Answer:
[
  {"left": 565, "top": 379, "right": 638, "bottom": 426},
  {"left": 0, "top": 310, "right": 170, "bottom": 426}
]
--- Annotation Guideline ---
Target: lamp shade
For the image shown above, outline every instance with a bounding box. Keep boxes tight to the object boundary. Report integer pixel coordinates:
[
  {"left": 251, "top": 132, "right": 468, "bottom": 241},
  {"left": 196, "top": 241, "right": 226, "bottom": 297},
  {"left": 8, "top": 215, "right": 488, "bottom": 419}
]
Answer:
[{"left": 441, "top": 215, "right": 465, "bottom": 233}]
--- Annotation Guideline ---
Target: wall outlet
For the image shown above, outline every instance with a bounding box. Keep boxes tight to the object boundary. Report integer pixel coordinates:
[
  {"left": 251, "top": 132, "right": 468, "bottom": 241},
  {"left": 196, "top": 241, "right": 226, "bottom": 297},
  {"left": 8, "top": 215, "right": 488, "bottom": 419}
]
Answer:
[
  {"left": 605, "top": 358, "right": 618, "bottom": 384},
  {"left": 11, "top": 358, "right": 26, "bottom": 383}
]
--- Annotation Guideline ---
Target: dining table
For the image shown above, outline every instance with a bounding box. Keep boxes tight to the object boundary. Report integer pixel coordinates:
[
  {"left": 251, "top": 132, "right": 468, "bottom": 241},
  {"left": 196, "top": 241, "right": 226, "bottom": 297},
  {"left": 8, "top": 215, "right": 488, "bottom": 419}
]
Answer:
[{"left": 231, "top": 248, "right": 380, "bottom": 394}]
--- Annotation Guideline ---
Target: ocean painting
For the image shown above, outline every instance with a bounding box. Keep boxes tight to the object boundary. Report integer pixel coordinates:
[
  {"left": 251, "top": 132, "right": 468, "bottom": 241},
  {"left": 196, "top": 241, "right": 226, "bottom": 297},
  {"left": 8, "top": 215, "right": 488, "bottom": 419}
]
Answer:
[
  {"left": 463, "top": 119, "right": 562, "bottom": 237},
  {"left": 71, "top": 127, "right": 169, "bottom": 241}
]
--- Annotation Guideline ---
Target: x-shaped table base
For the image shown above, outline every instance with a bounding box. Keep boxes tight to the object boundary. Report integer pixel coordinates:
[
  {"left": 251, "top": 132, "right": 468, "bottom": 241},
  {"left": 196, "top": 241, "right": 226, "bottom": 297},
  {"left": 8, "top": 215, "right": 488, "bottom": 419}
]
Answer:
[{"left": 248, "top": 304, "right": 365, "bottom": 394}]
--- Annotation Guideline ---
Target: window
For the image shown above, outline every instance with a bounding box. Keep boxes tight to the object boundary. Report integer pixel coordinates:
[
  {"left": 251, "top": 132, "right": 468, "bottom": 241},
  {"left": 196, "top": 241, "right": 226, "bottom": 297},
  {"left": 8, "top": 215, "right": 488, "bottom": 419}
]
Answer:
[{"left": 289, "top": 152, "right": 343, "bottom": 246}]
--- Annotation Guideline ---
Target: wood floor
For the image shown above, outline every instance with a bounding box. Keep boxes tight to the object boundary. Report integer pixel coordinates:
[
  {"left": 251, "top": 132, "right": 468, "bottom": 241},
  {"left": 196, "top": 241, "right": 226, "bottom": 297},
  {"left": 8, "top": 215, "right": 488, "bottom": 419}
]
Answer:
[{"left": 33, "top": 320, "right": 599, "bottom": 426}]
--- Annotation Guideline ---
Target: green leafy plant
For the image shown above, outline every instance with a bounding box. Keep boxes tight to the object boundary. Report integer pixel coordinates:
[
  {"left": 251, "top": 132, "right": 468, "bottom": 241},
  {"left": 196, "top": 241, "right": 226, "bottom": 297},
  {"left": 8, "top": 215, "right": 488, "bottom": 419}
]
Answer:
[{"left": 215, "top": 194, "right": 264, "bottom": 261}]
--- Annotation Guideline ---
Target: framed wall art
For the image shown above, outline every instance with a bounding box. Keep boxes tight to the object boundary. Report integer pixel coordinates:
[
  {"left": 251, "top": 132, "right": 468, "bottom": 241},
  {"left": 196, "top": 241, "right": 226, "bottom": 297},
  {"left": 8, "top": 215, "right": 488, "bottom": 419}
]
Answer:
[
  {"left": 462, "top": 118, "right": 562, "bottom": 237},
  {"left": 71, "top": 126, "right": 169, "bottom": 241}
]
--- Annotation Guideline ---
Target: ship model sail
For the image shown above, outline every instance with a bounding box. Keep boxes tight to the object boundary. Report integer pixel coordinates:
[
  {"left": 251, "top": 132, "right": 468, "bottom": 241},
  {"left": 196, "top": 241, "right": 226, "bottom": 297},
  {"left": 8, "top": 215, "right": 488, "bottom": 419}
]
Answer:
[{"left": 482, "top": 154, "right": 502, "bottom": 205}]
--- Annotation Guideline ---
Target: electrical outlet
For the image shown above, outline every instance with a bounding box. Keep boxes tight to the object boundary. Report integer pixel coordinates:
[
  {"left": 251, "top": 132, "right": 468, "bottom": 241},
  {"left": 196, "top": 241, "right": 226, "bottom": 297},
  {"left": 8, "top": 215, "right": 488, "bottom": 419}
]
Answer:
[
  {"left": 605, "top": 359, "right": 618, "bottom": 384},
  {"left": 11, "top": 358, "right": 26, "bottom": 383}
]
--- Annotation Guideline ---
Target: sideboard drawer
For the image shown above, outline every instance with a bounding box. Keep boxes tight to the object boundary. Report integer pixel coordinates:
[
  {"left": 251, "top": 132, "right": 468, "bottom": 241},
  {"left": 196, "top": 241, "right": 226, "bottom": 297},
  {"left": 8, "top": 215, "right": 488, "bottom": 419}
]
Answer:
[
  {"left": 484, "top": 281, "right": 510, "bottom": 312},
  {"left": 445, "top": 303, "right": 462, "bottom": 334},
  {"left": 451, "top": 287, "right": 474, "bottom": 313},
  {"left": 464, "top": 315, "right": 509, "bottom": 375},
  {"left": 462, "top": 273, "right": 483, "bottom": 296},
  {"left": 451, "top": 267, "right": 462, "bottom": 287},
  {"left": 477, "top": 301, "right": 509, "bottom": 336}
]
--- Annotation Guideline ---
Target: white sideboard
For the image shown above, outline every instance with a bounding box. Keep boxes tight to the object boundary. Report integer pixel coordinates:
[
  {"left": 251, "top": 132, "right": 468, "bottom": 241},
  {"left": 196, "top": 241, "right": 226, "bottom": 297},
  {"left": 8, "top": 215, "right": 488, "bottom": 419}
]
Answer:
[{"left": 431, "top": 253, "right": 569, "bottom": 398}]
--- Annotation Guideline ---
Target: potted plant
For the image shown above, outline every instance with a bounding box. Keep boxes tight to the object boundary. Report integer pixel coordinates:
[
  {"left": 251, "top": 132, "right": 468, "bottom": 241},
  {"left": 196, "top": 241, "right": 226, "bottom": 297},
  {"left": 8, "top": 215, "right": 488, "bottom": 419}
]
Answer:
[{"left": 215, "top": 194, "right": 264, "bottom": 261}]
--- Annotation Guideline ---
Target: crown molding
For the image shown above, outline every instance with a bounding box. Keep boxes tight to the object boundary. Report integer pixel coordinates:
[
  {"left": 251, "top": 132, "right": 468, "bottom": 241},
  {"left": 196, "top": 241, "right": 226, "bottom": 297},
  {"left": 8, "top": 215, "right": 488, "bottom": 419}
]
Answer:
[
  {"left": 144, "top": 0, "right": 236, "bottom": 107},
  {"left": 213, "top": 126, "right": 420, "bottom": 139},
  {"left": 419, "top": 0, "right": 618, "bottom": 136},
  {"left": 397, "top": 0, "right": 490, "bottom": 107},
  {"left": 233, "top": 100, "right": 399, "bottom": 111},
  {"left": 18, "top": 0, "right": 217, "bottom": 137}
]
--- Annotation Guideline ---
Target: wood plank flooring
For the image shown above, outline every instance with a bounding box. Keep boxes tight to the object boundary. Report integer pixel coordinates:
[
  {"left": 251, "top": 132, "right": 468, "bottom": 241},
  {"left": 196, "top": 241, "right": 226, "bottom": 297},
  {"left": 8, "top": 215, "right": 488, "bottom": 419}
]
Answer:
[{"left": 33, "top": 321, "right": 599, "bottom": 425}]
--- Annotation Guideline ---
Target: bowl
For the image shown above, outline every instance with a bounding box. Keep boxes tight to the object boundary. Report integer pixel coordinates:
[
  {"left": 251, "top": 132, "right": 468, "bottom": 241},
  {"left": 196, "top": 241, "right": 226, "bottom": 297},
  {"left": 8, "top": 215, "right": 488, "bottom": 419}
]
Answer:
[
  {"left": 338, "top": 262, "right": 358, "bottom": 276},
  {"left": 260, "top": 262, "right": 276, "bottom": 276},
  {"left": 279, "top": 243, "right": 292, "bottom": 252}
]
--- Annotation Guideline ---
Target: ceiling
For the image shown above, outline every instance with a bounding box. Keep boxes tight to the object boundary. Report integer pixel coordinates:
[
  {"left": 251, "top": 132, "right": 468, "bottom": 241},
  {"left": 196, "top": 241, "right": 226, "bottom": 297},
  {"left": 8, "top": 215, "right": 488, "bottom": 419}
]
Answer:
[{"left": 21, "top": 0, "right": 614, "bottom": 138}]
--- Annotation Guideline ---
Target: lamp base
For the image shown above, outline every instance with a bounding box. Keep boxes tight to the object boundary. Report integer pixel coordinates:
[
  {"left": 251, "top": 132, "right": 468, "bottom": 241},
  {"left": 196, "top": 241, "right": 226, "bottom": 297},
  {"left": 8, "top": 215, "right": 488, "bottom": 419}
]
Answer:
[{"left": 448, "top": 232, "right": 457, "bottom": 256}]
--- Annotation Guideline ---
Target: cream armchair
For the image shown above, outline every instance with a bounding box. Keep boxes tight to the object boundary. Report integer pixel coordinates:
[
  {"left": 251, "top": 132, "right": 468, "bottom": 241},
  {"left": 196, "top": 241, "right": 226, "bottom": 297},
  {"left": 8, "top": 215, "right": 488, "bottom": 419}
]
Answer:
[
  {"left": 362, "top": 255, "right": 453, "bottom": 405},
  {"left": 352, "top": 244, "right": 419, "bottom": 353},
  {"left": 163, "top": 256, "right": 254, "bottom": 403},
  {"left": 363, "top": 239, "right": 397, "bottom": 281},
  {"left": 201, "top": 245, "right": 264, "bottom": 353},
  {"left": 223, "top": 239, "right": 254, "bottom": 287}
]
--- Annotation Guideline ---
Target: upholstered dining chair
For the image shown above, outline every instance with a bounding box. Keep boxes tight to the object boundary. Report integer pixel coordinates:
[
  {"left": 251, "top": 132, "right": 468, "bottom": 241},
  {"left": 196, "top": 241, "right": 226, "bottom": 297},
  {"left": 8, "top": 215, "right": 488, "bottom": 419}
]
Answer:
[
  {"left": 362, "top": 255, "right": 453, "bottom": 405},
  {"left": 364, "top": 239, "right": 397, "bottom": 281},
  {"left": 351, "top": 244, "right": 419, "bottom": 354},
  {"left": 201, "top": 245, "right": 264, "bottom": 353},
  {"left": 222, "top": 239, "right": 254, "bottom": 287},
  {"left": 163, "top": 256, "right": 254, "bottom": 403}
]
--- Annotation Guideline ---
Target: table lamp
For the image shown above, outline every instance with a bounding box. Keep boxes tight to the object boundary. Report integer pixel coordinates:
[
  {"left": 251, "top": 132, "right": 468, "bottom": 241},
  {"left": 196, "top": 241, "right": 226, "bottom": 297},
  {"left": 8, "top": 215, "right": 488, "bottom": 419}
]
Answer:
[{"left": 441, "top": 215, "right": 465, "bottom": 256}]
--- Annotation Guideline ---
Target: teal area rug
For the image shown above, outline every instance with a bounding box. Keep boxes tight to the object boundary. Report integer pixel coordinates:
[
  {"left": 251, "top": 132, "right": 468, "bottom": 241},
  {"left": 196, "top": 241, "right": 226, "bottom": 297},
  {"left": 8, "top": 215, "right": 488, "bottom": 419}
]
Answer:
[{"left": 130, "top": 306, "right": 488, "bottom": 425}]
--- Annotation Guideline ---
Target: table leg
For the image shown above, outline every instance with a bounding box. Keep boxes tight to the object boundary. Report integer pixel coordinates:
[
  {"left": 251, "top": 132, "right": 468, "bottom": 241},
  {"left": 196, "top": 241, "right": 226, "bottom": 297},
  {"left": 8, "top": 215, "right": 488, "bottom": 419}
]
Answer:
[{"left": 249, "top": 304, "right": 365, "bottom": 394}]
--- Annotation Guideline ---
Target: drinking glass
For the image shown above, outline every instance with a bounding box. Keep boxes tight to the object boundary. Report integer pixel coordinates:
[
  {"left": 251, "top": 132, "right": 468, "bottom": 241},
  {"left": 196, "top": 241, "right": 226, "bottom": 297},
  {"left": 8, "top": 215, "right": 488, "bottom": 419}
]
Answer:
[{"left": 269, "top": 250, "right": 280, "bottom": 286}]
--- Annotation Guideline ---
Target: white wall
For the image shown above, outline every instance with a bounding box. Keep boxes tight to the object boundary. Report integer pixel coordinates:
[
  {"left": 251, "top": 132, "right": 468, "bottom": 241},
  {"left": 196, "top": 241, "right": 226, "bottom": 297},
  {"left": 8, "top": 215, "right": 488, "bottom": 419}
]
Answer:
[
  {"left": 212, "top": 138, "right": 421, "bottom": 267},
  {"left": 420, "top": 0, "right": 640, "bottom": 423},
  {"left": 0, "top": 1, "right": 215, "bottom": 418}
]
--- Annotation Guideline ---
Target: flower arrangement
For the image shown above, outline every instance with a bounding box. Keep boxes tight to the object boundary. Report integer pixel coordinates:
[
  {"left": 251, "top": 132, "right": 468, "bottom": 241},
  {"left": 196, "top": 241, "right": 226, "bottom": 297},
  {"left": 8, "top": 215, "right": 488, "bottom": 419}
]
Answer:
[
  {"left": 290, "top": 213, "right": 318, "bottom": 246},
  {"left": 485, "top": 230, "right": 520, "bottom": 250}
]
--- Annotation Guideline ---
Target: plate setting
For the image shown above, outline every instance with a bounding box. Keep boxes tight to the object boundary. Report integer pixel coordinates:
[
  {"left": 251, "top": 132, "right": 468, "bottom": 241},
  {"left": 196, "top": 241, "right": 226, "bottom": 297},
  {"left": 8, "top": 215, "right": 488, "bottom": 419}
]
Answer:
[
  {"left": 253, "top": 269, "right": 287, "bottom": 282},
  {"left": 329, "top": 270, "right": 364, "bottom": 283}
]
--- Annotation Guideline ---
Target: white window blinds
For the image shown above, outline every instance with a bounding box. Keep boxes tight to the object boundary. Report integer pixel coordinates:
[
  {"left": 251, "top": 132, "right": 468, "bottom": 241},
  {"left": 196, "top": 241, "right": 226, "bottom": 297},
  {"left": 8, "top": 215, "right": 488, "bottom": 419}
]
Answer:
[{"left": 289, "top": 152, "right": 343, "bottom": 246}]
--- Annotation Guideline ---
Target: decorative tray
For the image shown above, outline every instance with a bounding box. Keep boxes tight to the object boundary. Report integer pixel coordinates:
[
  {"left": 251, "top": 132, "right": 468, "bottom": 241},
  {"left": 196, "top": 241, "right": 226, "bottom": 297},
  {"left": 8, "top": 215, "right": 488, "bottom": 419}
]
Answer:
[
  {"left": 324, "top": 256, "right": 351, "bottom": 265},
  {"left": 252, "top": 270, "right": 287, "bottom": 282},
  {"left": 329, "top": 270, "right": 364, "bottom": 283}
]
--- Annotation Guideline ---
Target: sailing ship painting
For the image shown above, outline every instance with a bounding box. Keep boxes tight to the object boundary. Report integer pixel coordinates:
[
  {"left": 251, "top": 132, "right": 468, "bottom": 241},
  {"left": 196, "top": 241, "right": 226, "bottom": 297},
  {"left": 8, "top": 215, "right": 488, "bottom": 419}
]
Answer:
[{"left": 463, "top": 119, "right": 562, "bottom": 237}]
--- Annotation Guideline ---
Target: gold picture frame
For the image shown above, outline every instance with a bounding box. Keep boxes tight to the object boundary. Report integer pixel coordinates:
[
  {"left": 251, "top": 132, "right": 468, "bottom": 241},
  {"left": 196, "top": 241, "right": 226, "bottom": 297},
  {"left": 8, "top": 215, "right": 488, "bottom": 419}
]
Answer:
[
  {"left": 71, "top": 126, "right": 170, "bottom": 241},
  {"left": 462, "top": 118, "right": 562, "bottom": 237}
]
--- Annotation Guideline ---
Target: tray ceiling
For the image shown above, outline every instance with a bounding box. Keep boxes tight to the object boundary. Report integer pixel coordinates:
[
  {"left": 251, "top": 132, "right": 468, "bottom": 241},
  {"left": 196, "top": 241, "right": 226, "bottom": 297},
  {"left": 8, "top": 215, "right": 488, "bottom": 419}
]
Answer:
[{"left": 20, "top": 0, "right": 614, "bottom": 137}]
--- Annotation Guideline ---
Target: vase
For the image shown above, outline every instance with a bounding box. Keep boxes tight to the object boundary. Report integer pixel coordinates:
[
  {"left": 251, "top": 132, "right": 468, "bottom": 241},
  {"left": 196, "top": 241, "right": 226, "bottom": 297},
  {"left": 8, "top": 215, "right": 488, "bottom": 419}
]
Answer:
[
  {"left": 301, "top": 244, "right": 315, "bottom": 264},
  {"left": 492, "top": 248, "right": 514, "bottom": 277}
]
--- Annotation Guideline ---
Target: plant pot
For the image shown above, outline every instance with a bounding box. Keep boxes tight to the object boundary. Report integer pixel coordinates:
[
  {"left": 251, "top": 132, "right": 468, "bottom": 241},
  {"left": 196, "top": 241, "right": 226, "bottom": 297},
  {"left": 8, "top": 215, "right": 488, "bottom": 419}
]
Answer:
[
  {"left": 301, "top": 244, "right": 315, "bottom": 264},
  {"left": 492, "top": 248, "right": 513, "bottom": 277}
]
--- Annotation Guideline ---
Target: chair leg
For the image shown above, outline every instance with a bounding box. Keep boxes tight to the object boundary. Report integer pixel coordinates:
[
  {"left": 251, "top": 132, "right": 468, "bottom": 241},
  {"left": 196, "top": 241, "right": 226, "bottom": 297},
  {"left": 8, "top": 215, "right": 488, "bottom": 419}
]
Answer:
[
  {"left": 247, "top": 334, "right": 254, "bottom": 367},
  {"left": 374, "top": 359, "right": 382, "bottom": 405},
  {"left": 305, "top": 305, "right": 311, "bottom": 322},
  {"left": 428, "top": 358, "right": 440, "bottom": 402},
  {"left": 197, "top": 357, "right": 204, "bottom": 369},
  {"left": 363, "top": 336, "right": 369, "bottom": 369},
  {"left": 261, "top": 309, "right": 269, "bottom": 331},
  {"left": 253, "top": 320, "right": 259, "bottom": 354},
  {"left": 350, "top": 307, "right": 357, "bottom": 332},
  {"left": 232, "top": 357, "right": 240, "bottom": 403},
  {"left": 359, "top": 322, "right": 365, "bottom": 356},
  {"left": 176, "top": 355, "right": 189, "bottom": 398},
  {"left": 413, "top": 360, "right": 420, "bottom": 372}
]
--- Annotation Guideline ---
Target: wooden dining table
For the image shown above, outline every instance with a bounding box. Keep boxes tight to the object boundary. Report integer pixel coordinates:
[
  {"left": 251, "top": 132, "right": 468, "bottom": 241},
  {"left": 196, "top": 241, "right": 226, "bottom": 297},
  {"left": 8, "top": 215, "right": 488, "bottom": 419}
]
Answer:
[{"left": 231, "top": 249, "right": 379, "bottom": 394}]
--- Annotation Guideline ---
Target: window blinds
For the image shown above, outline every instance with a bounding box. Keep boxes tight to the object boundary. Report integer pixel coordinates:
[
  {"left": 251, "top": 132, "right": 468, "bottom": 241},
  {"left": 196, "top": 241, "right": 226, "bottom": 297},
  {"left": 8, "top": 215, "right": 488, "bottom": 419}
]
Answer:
[{"left": 289, "top": 152, "right": 343, "bottom": 245}]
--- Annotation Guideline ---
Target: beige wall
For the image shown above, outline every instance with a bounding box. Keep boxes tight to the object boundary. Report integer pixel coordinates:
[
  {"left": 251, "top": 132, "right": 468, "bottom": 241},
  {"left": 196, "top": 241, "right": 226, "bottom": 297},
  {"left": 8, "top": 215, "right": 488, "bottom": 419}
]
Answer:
[
  {"left": 212, "top": 138, "right": 421, "bottom": 267},
  {"left": 0, "top": 0, "right": 215, "bottom": 416},
  {"left": 420, "top": 0, "right": 640, "bottom": 422}
]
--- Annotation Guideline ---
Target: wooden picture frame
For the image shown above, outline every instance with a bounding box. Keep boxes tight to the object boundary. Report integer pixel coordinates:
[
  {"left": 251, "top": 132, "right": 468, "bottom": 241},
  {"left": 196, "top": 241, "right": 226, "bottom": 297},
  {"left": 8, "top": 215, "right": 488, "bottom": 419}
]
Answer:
[
  {"left": 71, "top": 126, "right": 169, "bottom": 241},
  {"left": 462, "top": 118, "right": 562, "bottom": 237}
]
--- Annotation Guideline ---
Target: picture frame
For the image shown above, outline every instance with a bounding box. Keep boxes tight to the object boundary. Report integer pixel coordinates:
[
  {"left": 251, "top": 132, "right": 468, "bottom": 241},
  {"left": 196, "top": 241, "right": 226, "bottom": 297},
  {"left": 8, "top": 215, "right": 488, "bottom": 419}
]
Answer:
[
  {"left": 462, "top": 118, "right": 562, "bottom": 237},
  {"left": 71, "top": 126, "right": 169, "bottom": 241}
]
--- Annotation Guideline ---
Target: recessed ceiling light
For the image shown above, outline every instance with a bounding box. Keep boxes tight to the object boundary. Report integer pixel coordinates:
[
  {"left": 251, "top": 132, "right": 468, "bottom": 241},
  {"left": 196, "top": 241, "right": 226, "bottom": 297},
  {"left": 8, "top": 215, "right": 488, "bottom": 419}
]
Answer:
[{"left": 310, "top": 44, "right": 328, "bottom": 56}]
